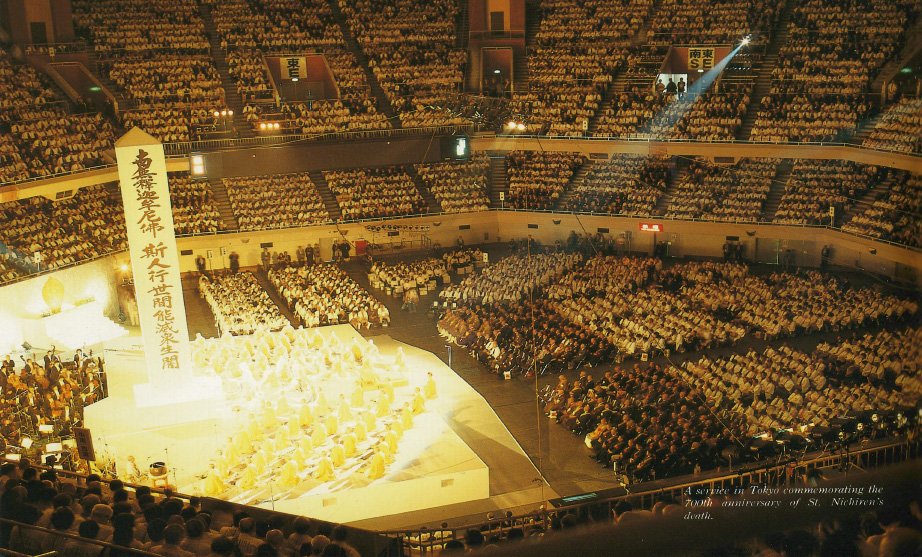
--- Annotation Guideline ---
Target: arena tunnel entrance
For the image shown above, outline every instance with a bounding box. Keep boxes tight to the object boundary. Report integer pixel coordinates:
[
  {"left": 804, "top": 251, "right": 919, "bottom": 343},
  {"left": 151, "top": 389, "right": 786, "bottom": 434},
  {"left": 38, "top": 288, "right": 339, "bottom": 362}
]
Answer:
[{"left": 266, "top": 54, "right": 340, "bottom": 103}]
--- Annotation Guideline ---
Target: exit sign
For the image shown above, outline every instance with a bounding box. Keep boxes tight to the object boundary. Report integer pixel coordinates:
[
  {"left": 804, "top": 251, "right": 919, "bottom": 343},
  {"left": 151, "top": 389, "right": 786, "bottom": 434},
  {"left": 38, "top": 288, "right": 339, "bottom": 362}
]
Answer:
[{"left": 639, "top": 223, "right": 663, "bottom": 232}]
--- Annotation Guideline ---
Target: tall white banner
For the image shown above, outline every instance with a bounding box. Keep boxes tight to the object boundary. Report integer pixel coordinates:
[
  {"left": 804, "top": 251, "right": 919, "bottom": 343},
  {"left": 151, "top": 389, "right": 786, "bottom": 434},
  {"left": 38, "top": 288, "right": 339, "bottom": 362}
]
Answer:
[{"left": 115, "top": 128, "right": 192, "bottom": 385}]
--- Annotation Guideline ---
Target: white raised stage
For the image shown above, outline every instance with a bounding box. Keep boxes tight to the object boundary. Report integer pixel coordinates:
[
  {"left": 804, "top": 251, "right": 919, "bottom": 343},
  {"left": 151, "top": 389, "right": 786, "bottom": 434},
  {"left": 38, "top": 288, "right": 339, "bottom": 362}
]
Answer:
[{"left": 85, "top": 324, "right": 493, "bottom": 523}]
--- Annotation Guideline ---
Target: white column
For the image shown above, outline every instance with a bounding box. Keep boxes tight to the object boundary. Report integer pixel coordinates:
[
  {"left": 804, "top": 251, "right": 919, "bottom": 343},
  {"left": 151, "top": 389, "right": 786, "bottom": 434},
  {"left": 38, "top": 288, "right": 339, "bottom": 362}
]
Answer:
[{"left": 115, "top": 128, "right": 192, "bottom": 386}]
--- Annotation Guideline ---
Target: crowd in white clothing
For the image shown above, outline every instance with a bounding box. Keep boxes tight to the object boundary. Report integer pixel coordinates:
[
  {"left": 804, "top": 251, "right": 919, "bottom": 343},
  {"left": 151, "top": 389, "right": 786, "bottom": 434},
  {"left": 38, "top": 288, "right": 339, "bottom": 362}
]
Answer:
[
  {"left": 773, "top": 159, "right": 878, "bottom": 225},
  {"left": 439, "top": 252, "right": 582, "bottom": 305},
  {"left": 225, "top": 173, "right": 331, "bottom": 231},
  {"left": 664, "top": 158, "right": 776, "bottom": 222},
  {"left": 863, "top": 98, "right": 922, "bottom": 153},
  {"left": 0, "top": 184, "right": 127, "bottom": 282},
  {"left": 0, "top": 52, "right": 115, "bottom": 182},
  {"left": 505, "top": 151, "right": 586, "bottom": 210},
  {"left": 562, "top": 155, "right": 670, "bottom": 215},
  {"left": 169, "top": 173, "right": 225, "bottom": 235},
  {"left": 200, "top": 272, "right": 288, "bottom": 336},
  {"left": 325, "top": 166, "right": 425, "bottom": 220},
  {"left": 416, "top": 153, "right": 491, "bottom": 213},
  {"left": 269, "top": 264, "right": 389, "bottom": 329},
  {"left": 841, "top": 172, "right": 921, "bottom": 247},
  {"left": 340, "top": 0, "right": 466, "bottom": 126},
  {"left": 647, "top": 0, "right": 782, "bottom": 46},
  {"left": 750, "top": 0, "right": 916, "bottom": 143}
]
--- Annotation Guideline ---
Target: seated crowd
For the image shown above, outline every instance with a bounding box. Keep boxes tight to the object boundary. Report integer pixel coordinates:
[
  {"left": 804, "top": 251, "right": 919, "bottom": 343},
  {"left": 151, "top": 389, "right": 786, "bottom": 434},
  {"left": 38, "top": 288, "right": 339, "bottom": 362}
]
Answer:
[
  {"left": 647, "top": 0, "right": 782, "bottom": 46},
  {"left": 211, "top": 0, "right": 390, "bottom": 135},
  {"left": 514, "top": 0, "right": 633, "bottom": 137},
  {"left": 773, "top": 159, "right": 880, "bottom": 225},
  {"left": 440, "top": 251, "right": 917, "bottom": 378},
  {"left": 0, "top": 184, "right": 127, "bottom": 282},
  {"left": 664, "top": 157, "right": 776, "bottom": 222},
  {"left": 324, "top": 166, "right": 425, "bottom": 220},
  {"left": 169, "top": 173, "right": 225, "bottom": 235},
  {"left": 224, "top": 173, "right": 331, "bottom": 231},
  {"left": 863, "top": 97, "right": 922, "bottom": 153},
  {"left": 269, "top": 264, "right": 389, "bottom": 329},
  {"left": 0, "top": 50, "right": 115, "bottom": 182},
  {"left": 0, "top": 466, "right": 365, "bottom": 557},
  {"left": 200, "top": 272, "right": 288, "bottom": 336},
  {"left": 338, "top": 0, "right": 467, "bottom": 127},
  {"left": 842, "top": 171, "right": 921, "bottom": 247},
  {"left": 562, "top": 155, "right": 669, "bottom": 215},
  {"left": 415, "top": 153, "right": 491, "bottom": 213},
  {"left": 642, "top": 79, "right": 752, "bottom": 141},
  {"left": 368, "top": 257, "right": 451, "bottom": 296},
  {"left": 505, "top": 151, "right": 586, "bottom": 210},
  {"left": 749, "top": 0, "right": 916, "bottom": 143},
  {"left": 592, "top": 82, "right": 668, "bottom": 138},
  {"left": 679, "top": 326, "right": 921, "bottom": 437},
  {"left": 73, "top": 0, "right": 227, "bottom": 143}
]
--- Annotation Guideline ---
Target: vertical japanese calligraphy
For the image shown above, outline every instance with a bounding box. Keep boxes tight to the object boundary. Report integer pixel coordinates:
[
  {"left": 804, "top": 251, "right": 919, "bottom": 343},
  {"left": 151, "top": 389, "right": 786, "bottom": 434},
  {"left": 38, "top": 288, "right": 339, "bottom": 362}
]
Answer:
[{"left": 115, "top": 128, "right": 192, "bottom": 384}]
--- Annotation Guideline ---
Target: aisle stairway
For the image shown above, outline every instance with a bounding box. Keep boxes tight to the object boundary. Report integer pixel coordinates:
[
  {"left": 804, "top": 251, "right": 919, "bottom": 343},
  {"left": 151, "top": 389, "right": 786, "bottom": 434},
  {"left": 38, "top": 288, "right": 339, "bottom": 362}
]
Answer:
[
  {"left": 488, "top": 155, "right": 508, "bottom": 208},
  {"left": 760, "top": 159, "right": 795, "bottom": 221},
  {"left": 326, "top": 0, "right": 400, "bottom": 128},
  {"left": 553, "top": 160, "right": 593, "bottom": 211},
  {"left": 85, "top": 51, "right": 132, "bottom": 115},
  {"left": 652, "top": 160, "right": 687, "bottom": 215},
  {"left": 839, "top": 171, "right": 897, "bottom": 226},
  {"left": 587, "top": 69, "right": 628, "bottom": 135},
  {"left": 308, "top": 170, "right": 344, "bottom": 222},
  {"left": 407, "top": 166, "right": 442, "bottom": 214},
  {"left": 199, "top": 4, "right": 253, "bottom": 138},
  {"left": 736, "top": 0, "right": 797, "bottom": 140},
  {"left": 207, "top": 179, "right": 240, "bottom": 232}
]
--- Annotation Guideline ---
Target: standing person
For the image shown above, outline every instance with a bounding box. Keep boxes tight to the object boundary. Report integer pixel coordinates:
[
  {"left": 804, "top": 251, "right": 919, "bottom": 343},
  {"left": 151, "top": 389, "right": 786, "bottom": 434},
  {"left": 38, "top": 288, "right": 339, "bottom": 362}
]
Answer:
[
  {"left": 228, "top": 252, "right": 240, "bottom": 274},
  {"left": 260, "top": 248, "right": 271, "bottom": 272},
  {"left": 820, "top": 245, "right": 831, "bottom": 270},
  {"left": 296, "top": 246, "right": 305, "bottom": 267},
  {"left": 195, "top": 255, "right": 207, "bottom": 277},
  {"left": 677, "top": 78, "right": 686, "bottom": 98}
]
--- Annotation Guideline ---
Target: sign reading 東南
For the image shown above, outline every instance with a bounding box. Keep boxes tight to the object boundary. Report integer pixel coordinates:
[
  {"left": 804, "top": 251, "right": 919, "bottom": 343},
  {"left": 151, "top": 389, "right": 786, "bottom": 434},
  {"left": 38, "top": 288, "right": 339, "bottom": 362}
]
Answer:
[
  {"left": 115, "top": 128, "right": 192, "bottom": 385},
  {"left": 688, "top": 47, "right": 716, "bottom": 71}
]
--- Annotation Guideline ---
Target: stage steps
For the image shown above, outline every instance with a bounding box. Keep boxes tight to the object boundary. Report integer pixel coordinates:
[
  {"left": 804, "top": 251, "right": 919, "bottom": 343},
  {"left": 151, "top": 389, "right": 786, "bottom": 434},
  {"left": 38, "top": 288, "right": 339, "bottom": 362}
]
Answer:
[
  {"left": 198, "top": 3, "right": 253, "bottom": 138},
  {"left": 308, "top": 170, "right": 343, "bottom": 222},
  {"left": 207, "top": 178, "right": 240, "bottom": 232},
  {"left": 326, "top": 0, "right": 400, "bottom": 129},
  {"left": 761, "top": 159, "right": 795, "bottom": 222},
  {"left": 488, "top": 155, "right": 508, "bottom": 208}
]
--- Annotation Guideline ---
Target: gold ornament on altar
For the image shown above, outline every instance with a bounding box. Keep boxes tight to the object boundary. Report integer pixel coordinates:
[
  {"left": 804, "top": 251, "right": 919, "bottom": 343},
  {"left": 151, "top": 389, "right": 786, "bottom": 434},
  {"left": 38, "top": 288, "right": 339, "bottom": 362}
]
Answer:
[{"left": 42, "top": 277, "right": 65, "bottom": 314}]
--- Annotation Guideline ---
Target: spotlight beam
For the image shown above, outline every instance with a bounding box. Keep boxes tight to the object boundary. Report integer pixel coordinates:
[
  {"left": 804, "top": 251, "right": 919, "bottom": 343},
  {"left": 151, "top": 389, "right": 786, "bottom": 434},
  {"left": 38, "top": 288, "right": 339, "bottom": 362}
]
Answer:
[{"left": 640, "top": 42, "right": 748, "bottom": 140}]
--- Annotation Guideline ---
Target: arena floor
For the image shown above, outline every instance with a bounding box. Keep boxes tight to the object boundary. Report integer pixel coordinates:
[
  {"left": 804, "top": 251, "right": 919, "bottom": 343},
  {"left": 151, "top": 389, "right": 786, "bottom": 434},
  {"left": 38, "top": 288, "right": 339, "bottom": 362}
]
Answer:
[{"left": 179, "top": 247, "right": 920, "bottom": 528}]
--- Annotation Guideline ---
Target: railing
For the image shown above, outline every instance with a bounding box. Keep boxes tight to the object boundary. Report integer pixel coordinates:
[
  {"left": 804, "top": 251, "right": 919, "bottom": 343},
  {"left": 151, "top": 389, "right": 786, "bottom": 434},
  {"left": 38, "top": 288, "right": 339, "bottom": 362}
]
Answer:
[
  {"left": 1, "top": 200, "right": 920, "bottom": 288},
  {"left": 162, "top": 124, "right": 481, "bottom": 155},
  {"left": 24, "top": 41, "right": 89, "bottom": 56},
  {"left": 379, "top": 438, "right": 921, "bottom": 556}
]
